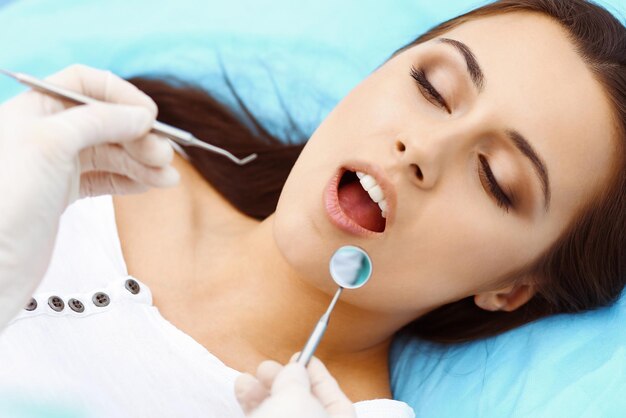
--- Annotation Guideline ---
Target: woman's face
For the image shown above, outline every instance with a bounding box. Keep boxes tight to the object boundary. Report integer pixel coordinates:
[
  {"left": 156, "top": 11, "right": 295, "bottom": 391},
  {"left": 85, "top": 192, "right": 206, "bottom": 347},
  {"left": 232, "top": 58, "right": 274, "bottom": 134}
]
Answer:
[{"left": 271, "top": 12, "right": 616, "bottom": 319}]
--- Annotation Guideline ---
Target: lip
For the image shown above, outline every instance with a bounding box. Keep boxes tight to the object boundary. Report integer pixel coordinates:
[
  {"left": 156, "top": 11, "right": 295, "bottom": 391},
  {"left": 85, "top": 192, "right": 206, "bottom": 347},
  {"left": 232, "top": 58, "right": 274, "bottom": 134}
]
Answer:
[{"left": 323, "top": 159, "right": 397, "bottom": 238}]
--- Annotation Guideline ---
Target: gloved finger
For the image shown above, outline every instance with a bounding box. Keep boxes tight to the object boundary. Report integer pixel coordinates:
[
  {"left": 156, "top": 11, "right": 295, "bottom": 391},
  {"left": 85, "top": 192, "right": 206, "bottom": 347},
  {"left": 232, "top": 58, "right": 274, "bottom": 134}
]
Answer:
[
  {"left": 79, "top": 172, "right": 149, "bottom": 198},
  {"left": 79, "top": 144, "right": 179, "bottom": 188},
  {"left": 121, "top": 134, "right": 174, "bottom": 168},
  {"left": 271, "top": 363, "right": 311, "bottom": 395},
  {"left": 234, "top": 373, "right": 270, "bottom": 415},
  {"left": 234, "top": 373, "right": 259, "bottom": 413},
  {"left": 256, "top": 360, "right": 283, "bottom": 392},
  {"left": 36, "top": 102, "right": 154, "bottom": 158},
  {"left": 307, "top": 357, "right": 355, "bottom": 418},
  {"left": 45, "top": 64, "right": 158, "bottom": 116}
]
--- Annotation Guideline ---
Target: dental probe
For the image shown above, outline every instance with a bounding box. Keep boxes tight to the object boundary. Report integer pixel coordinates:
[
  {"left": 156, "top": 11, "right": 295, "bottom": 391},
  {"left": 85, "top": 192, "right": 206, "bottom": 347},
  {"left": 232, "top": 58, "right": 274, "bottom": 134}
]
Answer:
[{"left": 0, "top": 68, "right": 257, "bottom": 166}]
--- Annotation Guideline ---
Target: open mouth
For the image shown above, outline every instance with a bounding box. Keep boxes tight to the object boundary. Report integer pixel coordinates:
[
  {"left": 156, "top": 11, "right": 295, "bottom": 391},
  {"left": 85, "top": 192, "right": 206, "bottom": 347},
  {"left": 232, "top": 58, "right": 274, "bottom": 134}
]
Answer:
[{"left": 336, "top": 169, "right": 387, "bottom": 233}]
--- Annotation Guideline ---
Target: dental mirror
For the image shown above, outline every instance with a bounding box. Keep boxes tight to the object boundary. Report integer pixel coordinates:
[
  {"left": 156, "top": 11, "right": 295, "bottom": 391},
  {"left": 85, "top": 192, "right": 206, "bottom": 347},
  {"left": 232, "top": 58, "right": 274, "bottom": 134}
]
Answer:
[
  {"left": 297, "top": 245, "right": 372, "bottom": 366},
  {"left": 329, "top": 245, "right": 372, "bottom": 289}
]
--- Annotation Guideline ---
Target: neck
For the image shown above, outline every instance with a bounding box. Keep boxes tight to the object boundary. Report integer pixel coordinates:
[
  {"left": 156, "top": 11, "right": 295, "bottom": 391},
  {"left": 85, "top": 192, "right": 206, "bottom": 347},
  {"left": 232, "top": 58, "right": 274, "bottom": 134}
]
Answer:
[
  {"left": 199, "top": 215, "right": 395, "bottom": 370},
  {"left": 195, "top": 215, "right": 398, "bottom": 399}
]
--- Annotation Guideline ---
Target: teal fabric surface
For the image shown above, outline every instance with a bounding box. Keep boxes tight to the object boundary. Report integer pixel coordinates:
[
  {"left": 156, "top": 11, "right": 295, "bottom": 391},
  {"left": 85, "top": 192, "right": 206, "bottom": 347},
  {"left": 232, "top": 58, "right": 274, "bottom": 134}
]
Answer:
[
  {"left": 390, "top": 290, "right": 626, "bottom": 417},
  {"left": 0, "top": 393, "right": 86, "bottom": 417},
  {"left": 0, "top": 1, "right": 624, "bottom": 417}
]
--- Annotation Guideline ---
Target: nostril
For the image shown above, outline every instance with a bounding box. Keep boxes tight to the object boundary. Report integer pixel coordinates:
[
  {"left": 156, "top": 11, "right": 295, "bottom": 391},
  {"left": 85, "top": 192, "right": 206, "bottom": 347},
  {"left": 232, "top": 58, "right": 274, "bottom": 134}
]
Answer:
[
  {"left": 395, "top": 141, "right": 406, "bottom": 152},
  {"left": 411, "top": 163, "right": 423, "bottom": 181}
]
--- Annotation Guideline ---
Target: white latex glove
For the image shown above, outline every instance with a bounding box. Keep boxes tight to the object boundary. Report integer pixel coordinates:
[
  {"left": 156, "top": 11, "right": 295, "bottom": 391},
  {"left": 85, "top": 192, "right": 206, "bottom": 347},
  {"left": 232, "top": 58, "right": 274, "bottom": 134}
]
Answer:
[
  {"left": 235, "top": 355, "right": 357, "bottom": 418},
  {"left": 0, "top": 64, "right": 179, "bottom": 330}
]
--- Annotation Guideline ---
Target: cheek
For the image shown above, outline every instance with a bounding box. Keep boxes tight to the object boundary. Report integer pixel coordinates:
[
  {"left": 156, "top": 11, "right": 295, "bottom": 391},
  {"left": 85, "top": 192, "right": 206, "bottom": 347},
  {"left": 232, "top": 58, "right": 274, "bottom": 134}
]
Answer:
[
  {"left": 343, "top": 192, "right": 536, "bottom": 314},
  {"left": 317, "top": 72, "right": 414, "bottom": 148},
  {"left": 405, "top": 205, "right": 537, "bottom": 304}
]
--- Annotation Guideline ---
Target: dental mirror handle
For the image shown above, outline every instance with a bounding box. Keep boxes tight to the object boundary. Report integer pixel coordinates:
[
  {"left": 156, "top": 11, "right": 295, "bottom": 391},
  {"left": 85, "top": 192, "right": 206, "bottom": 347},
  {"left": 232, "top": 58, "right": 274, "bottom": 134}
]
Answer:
[{"left": 297, "top": 287, "right": 343, "bottom": 366}]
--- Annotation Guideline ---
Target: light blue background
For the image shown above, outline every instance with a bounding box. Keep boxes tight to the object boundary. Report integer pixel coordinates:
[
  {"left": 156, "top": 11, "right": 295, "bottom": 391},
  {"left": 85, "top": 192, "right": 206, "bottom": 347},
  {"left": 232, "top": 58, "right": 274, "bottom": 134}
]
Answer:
[
  {"left": 0, "top": 0, "right": 620, "bottom": 139},
  {"left": 0, "top": 1, "right": 624, "bottom": 417}
]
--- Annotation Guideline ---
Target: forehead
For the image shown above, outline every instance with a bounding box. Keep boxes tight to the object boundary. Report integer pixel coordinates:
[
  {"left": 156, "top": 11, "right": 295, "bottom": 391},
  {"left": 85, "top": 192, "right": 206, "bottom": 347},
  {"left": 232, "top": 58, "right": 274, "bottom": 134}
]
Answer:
[{"left": 438, "top": 12, "right": 616, "bottom": 218}]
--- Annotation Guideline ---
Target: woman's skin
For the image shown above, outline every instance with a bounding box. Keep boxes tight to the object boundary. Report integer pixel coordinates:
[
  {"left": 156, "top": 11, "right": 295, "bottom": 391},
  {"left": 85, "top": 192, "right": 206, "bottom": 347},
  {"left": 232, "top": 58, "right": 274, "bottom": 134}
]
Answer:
[{"left": 113, "top": 12, "right": 617, "bottom": 401}]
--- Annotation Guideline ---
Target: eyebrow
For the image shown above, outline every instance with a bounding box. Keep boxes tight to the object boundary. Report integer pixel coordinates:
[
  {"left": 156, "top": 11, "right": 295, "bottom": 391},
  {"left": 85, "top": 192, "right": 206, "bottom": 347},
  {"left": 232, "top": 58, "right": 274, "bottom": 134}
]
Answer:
[
  {"left": 438, "top": 38, "right": 485, "bottom": 91},
  {"left": 507, "top": 130, "right": 551, "bottom": 210},
  {"left": 436, "top": 37, "right": 550, "bottom": 211}
]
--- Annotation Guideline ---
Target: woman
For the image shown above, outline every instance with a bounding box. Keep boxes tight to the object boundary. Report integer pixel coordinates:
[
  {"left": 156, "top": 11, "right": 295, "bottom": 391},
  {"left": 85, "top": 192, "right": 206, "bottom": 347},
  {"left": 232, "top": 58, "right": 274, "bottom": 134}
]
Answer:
[{"left": 0, "top": 0, "right": 623, "bottom": 416}]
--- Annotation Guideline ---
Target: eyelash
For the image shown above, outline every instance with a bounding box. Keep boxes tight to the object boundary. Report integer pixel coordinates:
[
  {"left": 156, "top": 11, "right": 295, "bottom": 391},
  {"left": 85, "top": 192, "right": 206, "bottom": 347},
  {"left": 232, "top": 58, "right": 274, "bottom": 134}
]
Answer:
[
  {"left": 478, "top": 155, "right": 514, "bottom": 212},
  {"left": 409, "top": 65, "right": 451, "bottom": 114},
  {"left": 409, "top": 65, "right": 513, "bottom": 212}
]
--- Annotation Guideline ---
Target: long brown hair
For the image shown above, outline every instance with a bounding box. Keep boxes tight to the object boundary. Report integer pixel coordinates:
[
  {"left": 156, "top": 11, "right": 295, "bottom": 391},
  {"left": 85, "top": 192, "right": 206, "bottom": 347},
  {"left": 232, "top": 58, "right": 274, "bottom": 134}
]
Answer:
[{"left": 128, "top": 0, "right": 626, "bottom": 344}]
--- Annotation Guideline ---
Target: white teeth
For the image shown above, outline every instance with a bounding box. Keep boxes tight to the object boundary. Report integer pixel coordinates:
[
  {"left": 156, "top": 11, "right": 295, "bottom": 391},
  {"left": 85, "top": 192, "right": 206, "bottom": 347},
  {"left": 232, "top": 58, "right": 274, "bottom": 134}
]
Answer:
[
  {"left": 367, "top": 185, "right": 384, "bottom": 202},
  {"left": 359, "top": 174, "right": 377, "bottom": 191},
  {"left": 378, "top": 199, "right": 388, "bottom": 218},
  {"left": 355, "top": 170, "right": 388, "bottom": 218}
]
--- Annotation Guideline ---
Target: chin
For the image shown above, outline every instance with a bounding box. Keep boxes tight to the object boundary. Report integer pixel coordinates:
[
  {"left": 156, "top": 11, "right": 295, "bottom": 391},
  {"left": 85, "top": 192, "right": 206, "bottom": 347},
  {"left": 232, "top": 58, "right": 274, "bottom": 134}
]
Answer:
[{"left": 273, "top": 197, "right": 336, "bottom": 291}]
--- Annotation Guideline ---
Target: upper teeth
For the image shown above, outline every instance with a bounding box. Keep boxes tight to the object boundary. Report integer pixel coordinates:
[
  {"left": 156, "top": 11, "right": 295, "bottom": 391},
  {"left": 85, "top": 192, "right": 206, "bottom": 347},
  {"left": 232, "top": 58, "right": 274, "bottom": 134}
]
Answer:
[{"left": 356, "top": 171, "right": 388, "bottom": 218}]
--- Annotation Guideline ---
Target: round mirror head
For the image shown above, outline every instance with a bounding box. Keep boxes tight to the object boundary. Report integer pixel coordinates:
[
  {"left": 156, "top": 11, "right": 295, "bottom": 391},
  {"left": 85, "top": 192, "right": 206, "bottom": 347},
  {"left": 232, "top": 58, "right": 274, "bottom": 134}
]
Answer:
[{"left": 329, "top": 245, "right": 372, "bottom": 289}]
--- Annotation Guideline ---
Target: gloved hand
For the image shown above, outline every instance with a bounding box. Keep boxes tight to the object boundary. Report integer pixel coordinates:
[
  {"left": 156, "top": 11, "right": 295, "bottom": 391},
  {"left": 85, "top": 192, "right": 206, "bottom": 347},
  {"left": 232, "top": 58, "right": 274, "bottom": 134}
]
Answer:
[
  {"left": 0, "top": 64, "right": 179, "bottom": 330},
  {"left": 235, "top": 355, "right": 356, "bottom": 418}
]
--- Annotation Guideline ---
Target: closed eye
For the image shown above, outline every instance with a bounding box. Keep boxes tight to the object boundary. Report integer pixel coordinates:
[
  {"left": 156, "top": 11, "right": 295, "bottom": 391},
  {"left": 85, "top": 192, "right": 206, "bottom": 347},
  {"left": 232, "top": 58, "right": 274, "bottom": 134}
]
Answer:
[
  {"left": 410, "top": 65, "right": 451, "bottom": 114},
  {"left": 478, "top": 154, "right": 514, "bottom": 212}
]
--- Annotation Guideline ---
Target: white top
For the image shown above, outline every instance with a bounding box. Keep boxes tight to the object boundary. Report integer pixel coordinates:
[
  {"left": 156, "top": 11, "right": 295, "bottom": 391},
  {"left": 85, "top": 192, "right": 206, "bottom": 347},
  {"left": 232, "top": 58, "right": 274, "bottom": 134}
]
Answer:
[{"left": 0, "top": 194, "right": 415, "bottom": 418}]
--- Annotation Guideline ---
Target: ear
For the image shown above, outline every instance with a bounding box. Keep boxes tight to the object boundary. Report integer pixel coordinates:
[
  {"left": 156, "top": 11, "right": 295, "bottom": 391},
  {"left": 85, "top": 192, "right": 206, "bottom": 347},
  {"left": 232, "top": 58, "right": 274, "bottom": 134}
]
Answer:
[{"left": 474, "top": 282, "right": 536, "bottom": 312}]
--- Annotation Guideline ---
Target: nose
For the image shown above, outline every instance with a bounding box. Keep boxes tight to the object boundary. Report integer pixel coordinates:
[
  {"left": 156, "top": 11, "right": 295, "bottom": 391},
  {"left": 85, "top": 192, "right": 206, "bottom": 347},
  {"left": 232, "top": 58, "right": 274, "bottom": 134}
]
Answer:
[
  {"left": 393, "top": 124, "right": 472, "bottom": 190},
  {"left": 393, "top": 140, "right": 427, "bottom": 185},
  {"left": 394, "top": 139, "right": 440, "bottom": 189}
]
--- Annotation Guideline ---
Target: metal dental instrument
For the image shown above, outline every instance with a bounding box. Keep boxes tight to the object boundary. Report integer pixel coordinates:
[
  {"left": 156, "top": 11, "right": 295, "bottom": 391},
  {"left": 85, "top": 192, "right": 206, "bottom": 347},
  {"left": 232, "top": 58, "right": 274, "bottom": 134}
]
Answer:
[
  {"left": 297, "top": 245, "right": 373, "bottom": 366},
  {"left": 0, "top": 68, "right": 257, "bottom": 166}
]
